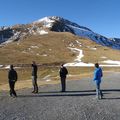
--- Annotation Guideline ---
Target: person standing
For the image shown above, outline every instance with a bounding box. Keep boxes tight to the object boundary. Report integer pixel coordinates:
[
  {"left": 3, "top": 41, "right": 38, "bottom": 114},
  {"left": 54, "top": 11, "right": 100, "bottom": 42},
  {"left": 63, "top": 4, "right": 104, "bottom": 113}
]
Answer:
[
  {"left": 59, "top": 64, "right": 68, "bottom": 92},
  {"left": 93, "top": 63, "right": 103, "bottom": 99},
  {"left": 8, "top": 65, "right": 18, "bottom": 97},
  {"left": 31, "top": 61, "right": 38, "bottom": 93}
]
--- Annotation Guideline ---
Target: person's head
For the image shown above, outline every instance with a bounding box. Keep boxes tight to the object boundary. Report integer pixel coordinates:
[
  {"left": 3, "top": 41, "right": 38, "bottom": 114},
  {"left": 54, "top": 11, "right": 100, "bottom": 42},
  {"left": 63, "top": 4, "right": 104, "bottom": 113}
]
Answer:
[
  {"left": 61, "top": 64, "right": 64, "bottom": 68},
  {"left": 10, "top": 65, "right": 14, "bottom": 69},
  {"left": 95, "top": 63, "right": 99, "bottom": 68}
]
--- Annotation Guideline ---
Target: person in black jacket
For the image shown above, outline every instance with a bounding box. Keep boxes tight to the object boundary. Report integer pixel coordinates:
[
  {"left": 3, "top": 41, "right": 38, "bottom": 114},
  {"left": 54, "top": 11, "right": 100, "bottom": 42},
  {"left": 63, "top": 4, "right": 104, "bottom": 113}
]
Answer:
[
  {"left": 31, "top": 61, "right": 38, "bottom": 93},
  {"left": 59, "top": 64, "right": 68, "bottom": 92},
  {"left": 8, "top": 65, "right": 18, "bottom": 97}
]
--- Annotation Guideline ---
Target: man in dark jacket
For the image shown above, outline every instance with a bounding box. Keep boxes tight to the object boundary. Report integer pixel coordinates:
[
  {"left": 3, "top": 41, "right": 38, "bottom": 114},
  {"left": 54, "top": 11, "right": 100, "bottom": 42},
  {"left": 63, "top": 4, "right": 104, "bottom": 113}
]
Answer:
[
  {"left": 8, "top": 65, "right": 17, "bottom": 97},
  {"left": 31, "top": 61, "right": 38, "bottom": 93},
  {"left": 59, "top": 64, "right": 68, "bottom": 92}
]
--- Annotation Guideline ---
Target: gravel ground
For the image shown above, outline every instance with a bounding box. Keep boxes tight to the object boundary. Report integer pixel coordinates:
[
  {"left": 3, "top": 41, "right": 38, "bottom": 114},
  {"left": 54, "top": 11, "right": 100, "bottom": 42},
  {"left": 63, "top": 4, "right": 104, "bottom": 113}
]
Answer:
[{"left": 0, "top": 72, "right": 120, "bottom": 120}]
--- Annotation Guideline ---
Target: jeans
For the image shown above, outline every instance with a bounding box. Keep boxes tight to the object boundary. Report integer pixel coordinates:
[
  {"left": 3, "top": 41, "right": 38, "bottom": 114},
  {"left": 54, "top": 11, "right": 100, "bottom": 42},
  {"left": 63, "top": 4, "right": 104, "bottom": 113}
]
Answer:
[
  {"left": 95, "top": 81, "right": 103, "bottom": 98},
  {"left": 32, "top": 76, "right": 38, "bottom": 92}
]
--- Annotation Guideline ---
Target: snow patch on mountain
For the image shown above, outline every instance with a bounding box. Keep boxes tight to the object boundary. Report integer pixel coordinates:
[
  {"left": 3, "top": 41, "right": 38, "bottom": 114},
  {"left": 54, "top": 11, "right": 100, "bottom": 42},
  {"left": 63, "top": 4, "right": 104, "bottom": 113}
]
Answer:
[
  {"left": 69, "top": 43, "right": 75, "bottom": 47},
  {"left": 75, "top": 40, "right": 82, "bottom": 47},
  {"left": 90, "top": 47, "right": 97, "bottom": 50},
  {"left": 0, "top": 65, "right": 3, "bottom": 68},
  {"left": 101, "top": 56, "right": 107, "bottom": 59},
  {"left": 30, "top": 46, "right": 39, "bottom": 49},
  {"left": 33, "top": 16, "right": 55, "bottom": 28},
  {"left": 38, "top": 30, "right": 48, "bottom": 35},
  {"left": 102, "top": 60, "right": 120, "bottom": 65},
  {"left": 34, "top": 17, "right": 55, "bottom": 24},
  {"left": 42, "top": 54, "right": 48, "bottom": 57},
  {"left": 4, "top": 65, "right": 10, "bottom": 69}
]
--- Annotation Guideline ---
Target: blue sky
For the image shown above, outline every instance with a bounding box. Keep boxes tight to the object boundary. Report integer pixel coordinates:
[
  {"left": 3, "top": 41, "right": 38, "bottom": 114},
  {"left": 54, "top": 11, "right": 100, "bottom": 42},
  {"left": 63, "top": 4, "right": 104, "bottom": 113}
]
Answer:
[{"left": 0, "top": 0, "right": 120, "bottom": 38}]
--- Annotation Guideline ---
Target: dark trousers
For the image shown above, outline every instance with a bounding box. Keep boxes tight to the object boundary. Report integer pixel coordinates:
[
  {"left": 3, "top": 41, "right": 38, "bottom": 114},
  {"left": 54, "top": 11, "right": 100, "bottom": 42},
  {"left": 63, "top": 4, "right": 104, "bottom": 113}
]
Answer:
[
  {"left": 9, "top": 81, "right": 17, "bottom": 96},
  {"left": 32, "top": 76, "right": 38, "bottom": 92},
  {"left": 60, "top": 77, "right": 66, "bottom": 92}
]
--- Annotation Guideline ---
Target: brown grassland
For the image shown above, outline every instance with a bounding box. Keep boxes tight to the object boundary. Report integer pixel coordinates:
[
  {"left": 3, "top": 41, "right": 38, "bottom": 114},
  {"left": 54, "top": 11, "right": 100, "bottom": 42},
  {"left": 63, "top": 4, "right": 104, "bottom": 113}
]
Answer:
[
  {"left": 0, "top": 32, "right": 120, "bottom": 90},
  {"left": 0, "top": 66, "right": 120, "bottom": 91}
]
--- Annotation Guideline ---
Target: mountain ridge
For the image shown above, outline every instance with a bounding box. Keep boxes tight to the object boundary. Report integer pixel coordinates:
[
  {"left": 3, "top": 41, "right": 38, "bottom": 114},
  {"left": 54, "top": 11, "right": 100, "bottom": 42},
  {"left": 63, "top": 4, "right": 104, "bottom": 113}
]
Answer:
[{"left": 0, "top": 16, "right": 120, "bottom": 49}]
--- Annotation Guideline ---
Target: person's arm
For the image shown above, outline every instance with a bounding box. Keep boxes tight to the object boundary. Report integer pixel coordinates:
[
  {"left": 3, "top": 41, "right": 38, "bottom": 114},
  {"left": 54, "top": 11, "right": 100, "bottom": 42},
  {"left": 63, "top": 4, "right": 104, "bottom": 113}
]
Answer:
[
  {"left": 15, "top": 71, "right": 18, "bottom": 81},
  {"left": 93, "top": 70, "right": 98, "bottom": 80},
  {"left": 101, "top": 68, "right": 103, "bottom": 77},
  {"left": 65, "top": 68, "right": 68, "bottom": 75},
  {"left": 8, "top": 70, "right": 10, "bottom": 80},
  {"left": 59, "top": 68, "right": 62, "bottom": 77}
]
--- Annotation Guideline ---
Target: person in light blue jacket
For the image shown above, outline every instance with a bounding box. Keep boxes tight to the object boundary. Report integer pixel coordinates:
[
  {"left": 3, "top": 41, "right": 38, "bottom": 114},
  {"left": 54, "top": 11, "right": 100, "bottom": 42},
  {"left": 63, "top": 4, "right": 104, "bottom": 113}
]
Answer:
[{"left": 93, "top": 63, "right": 103, "bottom": 99}]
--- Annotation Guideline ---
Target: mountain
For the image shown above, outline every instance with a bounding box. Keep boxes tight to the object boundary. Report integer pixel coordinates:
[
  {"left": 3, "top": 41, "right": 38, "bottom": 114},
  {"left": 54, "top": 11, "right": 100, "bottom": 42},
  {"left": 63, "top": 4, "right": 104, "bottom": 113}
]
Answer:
[
  {"left": 0, "top": 31, "right": 120, "bottom": 66},
  {"left": 0, "top": 16, "right": 120, "bottom": 49}
]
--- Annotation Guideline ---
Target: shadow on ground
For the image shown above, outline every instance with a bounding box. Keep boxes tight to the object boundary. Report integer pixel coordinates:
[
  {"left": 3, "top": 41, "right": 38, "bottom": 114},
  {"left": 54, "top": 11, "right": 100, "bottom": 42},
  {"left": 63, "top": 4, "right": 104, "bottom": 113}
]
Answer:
[{"left": 17, "top": 89, "right": 120, "bottom": 99}]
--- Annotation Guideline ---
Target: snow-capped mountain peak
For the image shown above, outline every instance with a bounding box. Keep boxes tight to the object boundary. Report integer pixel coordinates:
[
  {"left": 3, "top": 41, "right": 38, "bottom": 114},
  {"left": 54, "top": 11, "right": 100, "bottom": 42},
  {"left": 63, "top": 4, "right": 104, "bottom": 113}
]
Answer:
[
  {"left": 33, "top": 17, "right": 55, "bottom": 25},
  {"left": 33, "top": 16, "right": 63, "bottom": 28},
  {"left": 0, "top": 16, "right": 120, "bottom": 49},
  {"left": 33, "top": 16, "right": 63, "bottom": 23}
]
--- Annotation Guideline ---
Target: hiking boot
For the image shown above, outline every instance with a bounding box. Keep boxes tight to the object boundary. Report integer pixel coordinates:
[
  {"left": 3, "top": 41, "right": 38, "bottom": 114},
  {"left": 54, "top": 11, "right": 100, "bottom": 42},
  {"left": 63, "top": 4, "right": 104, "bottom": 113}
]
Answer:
[
  {"left": 32, "top": 91, "right": 35, "bottom": 93},
  {"left": 34, "top": 91, "right": 38, "bottom": 94}
]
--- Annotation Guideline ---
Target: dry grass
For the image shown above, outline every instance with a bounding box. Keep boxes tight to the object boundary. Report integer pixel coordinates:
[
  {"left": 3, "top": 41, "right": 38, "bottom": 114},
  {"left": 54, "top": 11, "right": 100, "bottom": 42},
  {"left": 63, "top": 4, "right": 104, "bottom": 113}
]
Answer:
[
  {"left": 0, "top": 32, "right": 78, "bottom": 64},
  {"left": 0, "top": 66, "right": 120, "bottom": 91},
  {"left": 0, "top": 32, "right": 120, "bottom": 90},
  {"left": 0, "top": 32, "right": 120, "bottom": 65}
]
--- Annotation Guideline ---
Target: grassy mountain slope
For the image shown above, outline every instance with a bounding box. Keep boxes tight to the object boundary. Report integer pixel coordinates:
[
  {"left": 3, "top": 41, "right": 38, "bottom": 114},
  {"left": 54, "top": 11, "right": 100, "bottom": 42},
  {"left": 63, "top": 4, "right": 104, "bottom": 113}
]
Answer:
[{"left": 0, "top": 32, "right": 120, "bottom": 65}]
